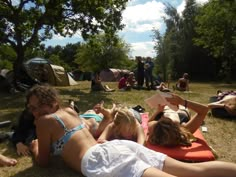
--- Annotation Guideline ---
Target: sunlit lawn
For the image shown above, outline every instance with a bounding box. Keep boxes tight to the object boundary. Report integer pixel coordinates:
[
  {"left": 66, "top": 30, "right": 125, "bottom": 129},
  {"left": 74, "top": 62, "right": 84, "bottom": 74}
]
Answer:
[{"left": 0, "top": 81, "right": 236, "bottom": 177}]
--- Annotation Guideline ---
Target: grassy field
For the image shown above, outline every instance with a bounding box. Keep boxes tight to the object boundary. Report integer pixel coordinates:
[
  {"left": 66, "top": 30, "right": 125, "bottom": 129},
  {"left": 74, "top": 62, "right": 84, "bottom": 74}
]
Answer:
[{"left": 0, "top": 81, "right": 236, "bottom": 177}]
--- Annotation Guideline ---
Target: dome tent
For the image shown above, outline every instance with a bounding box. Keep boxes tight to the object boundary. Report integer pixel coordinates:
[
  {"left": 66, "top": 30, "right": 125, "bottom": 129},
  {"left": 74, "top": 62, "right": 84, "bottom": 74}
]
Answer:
[{"left": 24, "top": 57, "right": 78, "bottom": 86}]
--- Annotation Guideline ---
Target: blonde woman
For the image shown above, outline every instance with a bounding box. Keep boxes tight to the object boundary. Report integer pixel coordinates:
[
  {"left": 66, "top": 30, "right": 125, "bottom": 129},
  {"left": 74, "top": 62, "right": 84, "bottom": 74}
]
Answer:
[{"left": 98, "top": 107, "right": 145, "bottom": 145}]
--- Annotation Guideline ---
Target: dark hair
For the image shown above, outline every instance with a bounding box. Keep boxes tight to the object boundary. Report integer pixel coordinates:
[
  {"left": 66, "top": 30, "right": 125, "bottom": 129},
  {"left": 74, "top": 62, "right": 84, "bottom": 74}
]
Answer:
[
  {"left": 123, "top": 73, "right": 129, "bottom": 78},
  {"left": 26, "top": 84, "right": 60, "bottom": 107},
  {"left": 148, "top": 118, "right": 192, "bottom": 147},
  {"left": 154, "top": 112, "right": 164, "bottom": 121},
  {"left": 183, "top": 73, "right": 189, "bottom": 79}
]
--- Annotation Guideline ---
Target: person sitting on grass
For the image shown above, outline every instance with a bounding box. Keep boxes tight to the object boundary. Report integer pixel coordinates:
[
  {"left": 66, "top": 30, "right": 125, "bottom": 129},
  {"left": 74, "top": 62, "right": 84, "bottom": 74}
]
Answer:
[
  {"left": 148, "top": 93, "right": 207, "bottom": 146},
  {"left": 10, "top": 108, "right": 37, "bottom": 156},
  {"left": 118, "top": 73, "right": 131, "bottom": 91},
  {"left": 208, "top": 90, "right": 236, "bottom": 116},
  {"left": 126, "top": 72, "right": 136, "bottom": 88},
  {"left": 91, "top": 71, "right": 114, "bottom": 92},
  {"left": 28, "top": 85, "right": 236, "bottom": 177},
  {"left": 174, "top": 73, "right": 190, "bottom": 91},
  {"left": 0, "top": 154, "right": 17, "bottom": 167},
  {"left": 98, "top": 106, "right": 145, "bottom": 145}
]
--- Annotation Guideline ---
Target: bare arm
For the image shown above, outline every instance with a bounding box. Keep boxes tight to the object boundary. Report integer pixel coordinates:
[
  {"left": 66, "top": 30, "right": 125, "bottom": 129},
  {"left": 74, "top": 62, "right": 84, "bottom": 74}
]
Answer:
[
  {"left": 166, "top": 94, "right": 208, "bottom": 133},
  {"left": 136, "top": 124, "right": 146, "bottom": 145},
  {"left": 31, "top": 117, "right": 51, "bottom": 167},
  {"left": 148, "top": 105, "right": 165, "bottom": 122},
  {"left": 93, "top": 102, "right": 114, "bottom": 135},
  {"left": 186, "top": 80, "right": 190, "bottom": 91},
  {"left": 97, "top": 123, "right": 114, "bottom": 143}
]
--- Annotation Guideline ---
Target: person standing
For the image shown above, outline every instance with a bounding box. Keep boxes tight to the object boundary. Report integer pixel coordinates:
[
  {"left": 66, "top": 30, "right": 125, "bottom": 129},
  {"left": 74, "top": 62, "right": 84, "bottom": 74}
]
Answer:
[
  {"left": 144, "top": 57, "right": 154, "bottom": 90},
  {"left": 136, "top": 56, "right": 144, "bottom": 89}
]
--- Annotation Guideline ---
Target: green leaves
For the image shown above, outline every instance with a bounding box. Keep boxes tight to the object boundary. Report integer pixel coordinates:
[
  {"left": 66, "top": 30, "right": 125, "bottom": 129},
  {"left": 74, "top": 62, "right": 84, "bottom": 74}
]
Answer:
[
  {"left": 74, "top": 33, "right": 130, "bottom": 72},
  {"left": 0, "top": 0, "right": 128, "bottom": 83}
]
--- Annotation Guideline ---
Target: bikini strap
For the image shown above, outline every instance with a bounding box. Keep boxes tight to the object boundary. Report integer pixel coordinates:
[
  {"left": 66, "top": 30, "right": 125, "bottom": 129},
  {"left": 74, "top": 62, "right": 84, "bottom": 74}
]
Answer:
[{"left": 52, "top": 114, "right": 68, "bottom": 131}]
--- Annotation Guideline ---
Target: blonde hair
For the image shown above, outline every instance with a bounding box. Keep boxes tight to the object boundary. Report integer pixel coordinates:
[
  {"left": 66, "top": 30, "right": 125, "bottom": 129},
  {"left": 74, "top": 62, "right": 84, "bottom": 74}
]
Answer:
[
  {"left": 149, "top": 118, "right": 193, "bottom": 147},
  {"left": 113, "top": 107, "right": 137, "bottom": 137}
]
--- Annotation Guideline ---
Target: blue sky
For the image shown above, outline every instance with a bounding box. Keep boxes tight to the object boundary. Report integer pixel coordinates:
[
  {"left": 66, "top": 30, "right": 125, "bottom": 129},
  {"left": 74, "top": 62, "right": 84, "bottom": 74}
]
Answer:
[{"left": 44, "top": 0, "right": 208, "bottom": 58}]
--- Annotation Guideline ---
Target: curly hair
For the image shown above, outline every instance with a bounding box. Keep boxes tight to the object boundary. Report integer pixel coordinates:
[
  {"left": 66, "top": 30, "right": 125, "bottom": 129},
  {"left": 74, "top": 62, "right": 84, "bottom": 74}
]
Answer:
[
  {"left": 26, "top": 84, "right": 61, "bottom": 107},
  {"left": 148, "top": 118, "right": 193, "bottom": 147},
  {"left": 113, "top": 107, "right": 137, "bottom": 137}
]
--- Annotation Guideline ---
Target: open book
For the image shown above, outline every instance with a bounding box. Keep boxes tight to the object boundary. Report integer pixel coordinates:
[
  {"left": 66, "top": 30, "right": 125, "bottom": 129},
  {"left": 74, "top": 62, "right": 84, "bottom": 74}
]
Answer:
[{"left": 145, "top": 91, "right": 178, "bottom": 111}]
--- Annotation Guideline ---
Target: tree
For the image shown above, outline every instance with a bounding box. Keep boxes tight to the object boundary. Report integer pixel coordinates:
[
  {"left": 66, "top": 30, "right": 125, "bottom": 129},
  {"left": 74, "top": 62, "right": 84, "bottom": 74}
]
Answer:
[
  {"left": 152, "top": 30, "right": 168, "bottom": 80},
  {"left": 0, "top": 0, "right": 128, "bottom": 85},
  {"left": 0, "top": 45, "right": 16, "bottom": 69},
  {"left": 74, "top": 33, "right": 131, "bottom": 72},
  {"left": 194, "top": 0, "right": 236, "bottom": 81},
  {"left": 159, "top": 3, "right": 183, "bottom": 79},
  {"left": 153, "top": 1, "right": 218, "bottom": 81}
]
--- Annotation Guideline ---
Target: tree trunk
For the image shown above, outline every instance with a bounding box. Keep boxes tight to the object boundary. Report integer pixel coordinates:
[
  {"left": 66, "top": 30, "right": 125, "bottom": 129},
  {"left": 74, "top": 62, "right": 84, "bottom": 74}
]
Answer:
[{"left": 13, "top": 46, "right": 25, "bottom": 87}]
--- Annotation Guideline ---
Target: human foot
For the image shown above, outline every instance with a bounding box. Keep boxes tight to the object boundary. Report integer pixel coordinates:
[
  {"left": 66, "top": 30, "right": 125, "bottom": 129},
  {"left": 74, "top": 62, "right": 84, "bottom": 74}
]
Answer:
[{"left": 0, "top": 154, "right": 17, "bottom": 167}]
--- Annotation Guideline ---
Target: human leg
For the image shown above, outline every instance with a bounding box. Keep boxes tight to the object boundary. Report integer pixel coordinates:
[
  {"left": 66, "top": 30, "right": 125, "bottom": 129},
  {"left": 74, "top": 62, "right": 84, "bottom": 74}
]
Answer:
[
  {"left": 0, "top": 154, "right": 17, "bottom": 167},
  {"left": 81, "top": 141, "right": 151, "bottom": 177},
  {"left": 142, "top": 167, "right": 176, "bottom": 177},
  {"left": 93, "top": 102, "right": 115, "bottom": 136},
  {"left": 163, "top": 156, "right": 236, "bottom": 177},
  {"left": 120, "top": 140, "right": 166, "bottom": 170}
]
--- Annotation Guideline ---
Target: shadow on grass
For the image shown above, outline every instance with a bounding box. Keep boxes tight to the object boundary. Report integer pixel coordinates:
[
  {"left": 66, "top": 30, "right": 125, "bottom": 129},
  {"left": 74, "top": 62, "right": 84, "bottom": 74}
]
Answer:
[
  {"left": 210, "top": 83, "right": 236, "bottom": 91},
  {"left": 0, "top": 92, "right": 25, "bottom": 110},
  {"left": 12, "top": 156, "right": 85, "bottom": 177},
  {"left": 59, "top": 88, "right": 116, "bottom": 112}
]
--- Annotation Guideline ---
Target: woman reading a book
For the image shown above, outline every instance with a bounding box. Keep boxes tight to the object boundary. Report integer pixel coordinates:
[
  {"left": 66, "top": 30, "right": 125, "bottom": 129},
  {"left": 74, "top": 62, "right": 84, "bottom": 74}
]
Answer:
[{"left": 148, "top": 93, "right": 208, "bottom": 146}]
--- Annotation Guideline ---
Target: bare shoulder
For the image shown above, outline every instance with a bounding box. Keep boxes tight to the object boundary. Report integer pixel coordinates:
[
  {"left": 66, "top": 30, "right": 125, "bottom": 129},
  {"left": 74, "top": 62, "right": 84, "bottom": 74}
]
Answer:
[
  {"left": 223, "top": 95, "right": 236, "bottom": 101},
  {"left": 35, "top": 114, "right": 54, "bottom": 127}
]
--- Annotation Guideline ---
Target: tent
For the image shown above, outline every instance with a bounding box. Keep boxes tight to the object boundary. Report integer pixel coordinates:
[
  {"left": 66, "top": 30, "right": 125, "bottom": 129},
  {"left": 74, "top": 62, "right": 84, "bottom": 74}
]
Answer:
[
  {"left": 99, "top": 68, "right": 130, "bottom": 82},
  {"left": 24, "top": 57, "right": 78, "bottom": 86},
  {"left": 0, "top": 69, "right": 12, "bottom": 92}
]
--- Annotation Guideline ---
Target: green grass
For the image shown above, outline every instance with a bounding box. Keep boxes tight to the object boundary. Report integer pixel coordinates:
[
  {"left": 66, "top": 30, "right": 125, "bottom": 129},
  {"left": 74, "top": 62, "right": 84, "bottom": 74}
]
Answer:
[{"left": 0, "top": 81, "right": 236, "bottom": 177}]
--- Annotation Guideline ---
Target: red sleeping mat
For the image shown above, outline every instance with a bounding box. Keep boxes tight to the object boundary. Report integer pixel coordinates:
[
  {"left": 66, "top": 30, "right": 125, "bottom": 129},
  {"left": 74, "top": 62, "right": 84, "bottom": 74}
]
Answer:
[{"left": 141, "top": 113, "right": 215, "bottom": 162}]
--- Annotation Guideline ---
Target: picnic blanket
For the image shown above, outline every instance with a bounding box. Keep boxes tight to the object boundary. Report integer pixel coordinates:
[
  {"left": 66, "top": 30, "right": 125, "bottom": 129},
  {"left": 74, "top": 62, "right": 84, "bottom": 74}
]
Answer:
[{"left": 141, "top": 112, "right": 215, "bottom": 162}]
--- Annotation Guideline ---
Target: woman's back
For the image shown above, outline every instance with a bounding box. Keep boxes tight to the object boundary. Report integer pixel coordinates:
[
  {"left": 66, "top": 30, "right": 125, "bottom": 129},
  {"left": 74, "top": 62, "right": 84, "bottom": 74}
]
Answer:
[{"left": 37, "top": 108, "right": 97, "bottom": 172}]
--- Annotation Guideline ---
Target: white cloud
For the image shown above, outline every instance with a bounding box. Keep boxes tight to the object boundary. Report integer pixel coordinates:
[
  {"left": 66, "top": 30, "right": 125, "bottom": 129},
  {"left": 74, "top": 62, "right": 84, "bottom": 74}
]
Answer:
[
  {"left": 50, "top": 31, "right": 82, "bottom": 41},
  {"left": 130, "top": 41, "right": 155, "bottom": 57},
  {"left": 196, "top": 0, "right": 209, "bottom": 4},
  {"left": 177, "top": 0, "right": 209, "bottom": 14},
  {"left": 126, "top": 0, "right": 209, "bottom": 58},
  {"left": 122, "top": 0, "right": 165, "bottom": 33}
]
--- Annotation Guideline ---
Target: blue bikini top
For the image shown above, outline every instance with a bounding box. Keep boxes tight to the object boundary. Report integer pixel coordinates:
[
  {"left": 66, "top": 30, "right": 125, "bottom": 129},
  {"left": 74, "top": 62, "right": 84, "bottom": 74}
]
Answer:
[
  {"left": 51, "top": 114, "right": 85, "bottom": 156},
  {"left": 79, "top": 113, "right": 103, "bottom": 122}
]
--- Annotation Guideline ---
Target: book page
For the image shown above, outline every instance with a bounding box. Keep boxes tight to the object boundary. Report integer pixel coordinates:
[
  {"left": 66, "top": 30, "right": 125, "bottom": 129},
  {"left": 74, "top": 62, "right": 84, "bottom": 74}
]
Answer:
[{"left": 145, "top": 92, "right": 178, "bottom": 111}]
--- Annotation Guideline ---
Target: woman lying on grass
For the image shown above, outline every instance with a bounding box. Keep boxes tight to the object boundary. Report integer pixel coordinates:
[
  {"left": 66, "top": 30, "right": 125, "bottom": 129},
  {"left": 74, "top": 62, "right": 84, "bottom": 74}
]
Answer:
[
  {"left": 0, "top": 154, "right": 17, "bottom": 167},
  {"left": 148, "top": 93, "right": 208, "bottom": 146},
  {"left": 28, "top": 85, "right": 236, "bottom": 177},
  {"left": 78, "top": 101, "right": 115, "bottom": 138},
  {"left": 97, "top": 106, "right": 145, "bottom": 145},
  {"left": 208, "top": 90, "right": 236, "bottom": 116}
]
